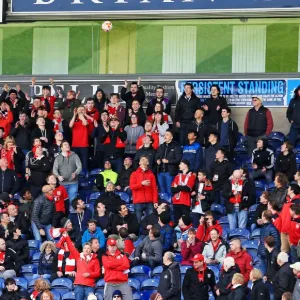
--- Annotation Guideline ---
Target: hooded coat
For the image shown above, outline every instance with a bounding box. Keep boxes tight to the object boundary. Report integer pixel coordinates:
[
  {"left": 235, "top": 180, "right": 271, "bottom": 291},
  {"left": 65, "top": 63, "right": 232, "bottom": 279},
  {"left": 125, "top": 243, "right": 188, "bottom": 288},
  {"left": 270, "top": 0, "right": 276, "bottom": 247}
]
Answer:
[
  {"left": 251, "top": 139, "right": 274, "bottom": 169},
  {"left": 287, "top": 85, "right": 300, "bottom": 127}
]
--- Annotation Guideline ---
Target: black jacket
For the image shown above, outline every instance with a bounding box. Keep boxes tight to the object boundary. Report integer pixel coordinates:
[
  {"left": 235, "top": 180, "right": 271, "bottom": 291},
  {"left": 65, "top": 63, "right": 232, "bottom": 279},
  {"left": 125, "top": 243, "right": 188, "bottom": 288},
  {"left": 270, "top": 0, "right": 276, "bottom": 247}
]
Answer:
[
  {"left": 6, "top": 237, "right": 29, "bottom": 271},
  {"left": 216, "top": 265, "right": 240, "bottom": 300},
  {"left": 140, "top": 211, "right": 159, "bottom": 236},
  {"left": 156, "top": 141, "right": 182, "bottom": 176},
  {"left": 31, "top": 194, "right": 56, "bottom": 229},
  {"left": 57, "top": 98, "right": 81, "bottom": 124},
  {"left": 204, "top": 143, "right": 220, "bottom": 174},
  {"left": 95, "top": 192, "right": 122, "bottom": 215},
  {"left": 99, "top": 127, "right": 127, "bottom": 158},
  {"left": 0, "top": 169, "right": 20, "bottom": 195},
  {"left": 287, "top": 87, "right": 300, "bottom": 126},
  {"left": 275, "top": 151, "right": 297, "bottom": 182},
  {"left": 175, "top": 92, "right": 201, "bottom": 123},
  {"left": 92, "top": 122, "right": 108, "bottom": 151},
  {"left": 48, "top": 144, "right": 62, "bottom": 164},
  {"left": 216, "top": 119, "right": 239, "bottom": 150},
  {"left": 134, "top": 146, "right": 156, "bottom": 171},
  {"left": 250, "top": 279, "right": 270, "bottom": 300},
  {"left": 188, "top": 120, "right": 210, "bottom": 147},
  {"left": 254, "top": 203, "right": 268, "bottom": 227},
  {"left": 210, "top": 159, "right": 233, "bottom": 190},
  {"left": 146, "top": 98, "right": 171, "bottom": 116},
  {"left": 120, "top": 86, "right": 145, "bottom": 109},
  {"left": 252, "top": 143, "right": 274, "bottom": 170},
  {"left": 116, "top": 166, "right": 133, "bottom": 189},
  {"left": 182, "top": 267, "right": 216, "bottom": 300},
  {"left": 265, "top": 248, "right": 279, "bottom": 282},
  {"left": 192, "top": 180, "right": 215, "bottom": 212},
  {"left": 246, "top": 105, "right": 269, "bottom": 137},
  {"left": 30, "top": 127, "right": 53, "bottom": 149},
  {"left": 10, "top": 212, "right": 31, "bottom": 235},
  {"left": 28, "top": 156, "right": 52, "bottom": 188},
  {"left": 0, "top": 248, "right": 17, "bottom": 271},
  {"left": 273, "top": 262, "right": 295, "bottom": 300},
  {"left": 111, "top": 212, "right": 139, "bottom": 235},
  {"left": 0, "top": 286, "right": 28, "bottom": 300},
  {"left": 203, "top": 96, "right": 228, "bottom": 125},
  {"left": 125, "top": 108, "right": 146, "bottom": 127},
  {"left": 270, "top": 187, "right": 288, "bottom": 211},
  {"left": 10, "top": 124, "right": 32, "bottom": 151},
  {"left": 227, "top": 285, "right": 248, "bottom": 300},
  {"left": 222, "top": 178, "right": 255, "bottom": 213},
  {"left": 157, "top": 262, "right": 181, "bottom": 300}
]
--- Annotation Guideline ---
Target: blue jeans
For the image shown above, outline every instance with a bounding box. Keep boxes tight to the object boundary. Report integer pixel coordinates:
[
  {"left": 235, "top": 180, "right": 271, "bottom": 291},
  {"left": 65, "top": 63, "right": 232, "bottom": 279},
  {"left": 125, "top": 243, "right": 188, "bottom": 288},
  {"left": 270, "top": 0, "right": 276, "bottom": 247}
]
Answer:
[
  {"left": 256, "top": 255, "right": 267, "bottom": 275},
  {"left": 73, "top": 147, "right": 88, "bottom": 171},
  {"left": 74, "top": 285, "right": 94, "bottom": 300},
  {"left": 63, "top": 183, "right": 78, "bottom": 203},
  {"left": 265, "top": 281, "right": 274, "bottom": 300},
  {"left": 290, "top": 245, "right": 299, "bottom": 263},
  {"left": 134, "top": 203, "right": 154, "bottom": 223},
  {"left": 31, "top": 222, "right": 53, "bottom": 242},
  {"left": 288, "top": 123, "right": 300, "bottom": 146},
  {"left": 157, "top": 172, "right": 174, "bottom": 197},
  {"left": 227, "top": 208, "right": 248, "bottom": 230}
]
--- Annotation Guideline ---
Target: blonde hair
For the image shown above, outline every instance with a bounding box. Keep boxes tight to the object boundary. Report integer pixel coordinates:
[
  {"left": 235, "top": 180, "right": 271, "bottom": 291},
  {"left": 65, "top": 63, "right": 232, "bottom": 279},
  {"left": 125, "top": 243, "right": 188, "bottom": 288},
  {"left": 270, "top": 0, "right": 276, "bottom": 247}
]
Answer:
[
  {"left": 4, "top": 136, "right": 15, "bottom": 149},
  {"left": 251, "top": 268, "right": 262, "bottom": 280},
  {"left": 41, "top": 290, "right": 54, "bottom": 300},
  {"left": 232, "top": 273, "right": 244, "bottom": 285},
  {"left": 34, "top": 278, "right": 51, "bottom": 292},
  {"left": 40, "top": 241, "right": 56, "bottom": 253}
]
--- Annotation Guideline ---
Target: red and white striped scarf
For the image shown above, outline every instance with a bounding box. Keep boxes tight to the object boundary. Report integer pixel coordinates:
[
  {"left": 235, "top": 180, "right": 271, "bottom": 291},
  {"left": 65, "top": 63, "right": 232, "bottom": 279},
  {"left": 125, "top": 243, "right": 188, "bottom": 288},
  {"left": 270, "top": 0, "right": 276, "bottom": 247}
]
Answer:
[{"left": 57, "top": 249, "right": 76, "bottom": 275}]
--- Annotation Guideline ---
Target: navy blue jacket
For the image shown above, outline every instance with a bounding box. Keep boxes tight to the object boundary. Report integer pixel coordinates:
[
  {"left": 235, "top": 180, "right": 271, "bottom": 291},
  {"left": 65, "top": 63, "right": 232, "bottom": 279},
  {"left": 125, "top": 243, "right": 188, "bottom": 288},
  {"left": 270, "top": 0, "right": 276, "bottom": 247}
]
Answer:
[
  {"left": 69, "top": 208, "right": 93, "bottom": 239},
  {"left": 182, "top": 141, "right": 203, "bottom": 173},
  {"left": 258, "top": 222, "right": 280, "bottom": 259}
]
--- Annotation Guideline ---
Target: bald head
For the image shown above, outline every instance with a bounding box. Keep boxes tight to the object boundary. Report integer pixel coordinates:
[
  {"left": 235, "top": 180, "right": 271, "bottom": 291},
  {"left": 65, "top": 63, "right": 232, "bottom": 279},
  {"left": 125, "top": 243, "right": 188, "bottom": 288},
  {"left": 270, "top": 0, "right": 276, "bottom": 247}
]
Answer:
[
  {"left": 42, "top": 185, "right": 53, "bottom": 195},
  {"left": 232, "top": 170, "right": 242, "bottom": 180},
  {"left": 0, "top": 159, "right": 8, "bottom": 169},
  {"left": 7, "top": 205, "right": 18, "bottom": 217}
]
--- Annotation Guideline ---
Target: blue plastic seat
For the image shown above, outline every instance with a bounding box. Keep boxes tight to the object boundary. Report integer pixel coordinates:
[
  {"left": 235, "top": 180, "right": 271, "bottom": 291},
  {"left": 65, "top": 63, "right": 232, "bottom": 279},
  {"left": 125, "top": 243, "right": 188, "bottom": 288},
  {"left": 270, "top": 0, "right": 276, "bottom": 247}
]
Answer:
[
  {"left": 266, "top": 182, "right": 276, "bottom": 192},
  {"left": 79, "top": 170, "right": 88, "bottom": 179},
  {"left": 221, "top": 228, "right": 228, "bottom": 241},
  {"left": 128, "top": 278, "right": 141, "bottom": 292},
  {"left": 268, "top": 132, "right": 285, "bottom": 149},
  {"left": 251, "top": 228, "right": 261, "bottom": 241},
  {"left": 139, "top": 290, "right": 157, "bottom": 300},
  {"left": 152, "top": 266, "right": 163, "bottom": 280},
  {"left": 32, "top": 252, "right": 41, "bottom": 266},
  {"left": 180, "top": 265, "right": 192, "bottom": 275},
  {"left": 14, "top": 277, "right": 28, "bottom": 290},
  {"left": 51, "top": 278, "right": 73, "bottom": 296},
  {"left": 218, "top": 216, "right": 230, "bottom": 232},
  {"left": 89, "top": 192, "right": 102, "bottom": 203},
  {"left": 237, "top": 132, "right": 246, "bottom": 146},
  {"left": 13, "top": 193, "right": 20, "bottom": 201},
  {"left": 95, "top": 292, "right": 104, "bottom": 300},
  {"left": 140, "top": 279, "right": 159, "bottom": 290},
  {"left": 20, "top": 264, "right": 37, "bottom": 281},
  {"left": 116, "top": 192, "right": 130, "bottom": 204},
  {"left": 248, "top": 204, "right": 258, "bottom": 216},
  {"left": 242, "top": 157, "right": 253, "bottom": 171},
  {"left": 51, "top": 290, "right": 61, "bottom": 300},
  {"left": 208, "top": 265, "right": 220, "bottom": 283},
  {"left": 242, "top": 240, "right": 259, "bottom": 258},
  {"left": 95, "top": 279, "right": 105, "bottom": 293},
  {"left": 174, "top": 253, "right": 182, "bottom": 263},
  {"left": 159, "top": 193, "right": 171, "bottom": 203},
  {"left": 28, "top": 240, "right": 40, "bottom": 257},
  {"left": 0, "top": 278, "right": 4, "bottom": 289},
  {"left": 130, "top": 265, "right": 152, "bottom": 284},
  {"left": 89, "top": 168, "right": 103, "bottom": 178},
  {"left": 296, "top": 154, "right": 300, "bottom": 169},
  {"left": 210, "top": 204, "right": 225, "bottom": 220},
  {"left": 62, "top": 292, "right": 75, "bottom": 300},
  {"left": 229, "top": 228, "right": 250, "bottom": 243},
  {"left": 295, "top": 145, "right": 300, "bottom": 154},
  {"left": 127, "top": 204, "right": 134, "bottom": 212},
  {"left": 85, "top": 203, "right": 94, "bottom": 214},
  {"left": 133, "top": 291, "right": 141, "bottom": 300}
]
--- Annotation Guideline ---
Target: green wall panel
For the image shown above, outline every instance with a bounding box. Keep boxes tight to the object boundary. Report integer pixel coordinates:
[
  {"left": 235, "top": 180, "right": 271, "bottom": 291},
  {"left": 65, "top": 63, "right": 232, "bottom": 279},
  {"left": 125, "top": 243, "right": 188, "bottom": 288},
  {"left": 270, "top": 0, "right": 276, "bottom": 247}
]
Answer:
[
  {"left": 136, "top": 24, "right": 163, "bottom": 73},
  {"left": 266, "top": 24, "right": 299, "bottom": 73},
  {"left": 196, "top": 24, "right": 233, "bottom": 73},
  {"left": 2, "top": 28, "right": 33, "bottom": 75}
]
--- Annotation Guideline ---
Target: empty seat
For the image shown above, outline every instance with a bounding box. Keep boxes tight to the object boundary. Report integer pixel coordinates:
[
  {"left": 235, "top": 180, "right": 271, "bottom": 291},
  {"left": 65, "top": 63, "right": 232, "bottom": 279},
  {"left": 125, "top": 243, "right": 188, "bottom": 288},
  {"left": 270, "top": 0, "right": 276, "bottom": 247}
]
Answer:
[
  {"left": 210, "top": 204, "right": 225, "bottom": 220},
  {"left": 28, "top": 240, "right": 40, "bottom": 257},
  {"left": 89, "top": 192, "right": 102, "bottom": 203},
  {"left": 130, "top": 265, "right": 152, "bottom": 284},
  {"left": 116, "top": 192, "right": 130, "bottom": 204},
  {"left": 251, "top": 228, "right": 261, "bottom": 241},
  {"left": 32, "top": 252, "right": 41, "bottom": 266},
  {"left": 95, "top": 279, "right": 105, "bottom": 293},
  {"left": 14, "top": 277, "right": 28, "bottom": 290},
  {"left": 128, "top": 278, "right": 141, "bottom": 292},
  {"left": 229, "top": 228, "right": 250, "bottom": 243},
  {"left": 140, "top": 279, "right": 159, "bottom": 290},
  {"left": 20, "top": 264, "right": 37, "bottom": 281},
  {"left": 242, "top": 240, "right": 259, "bottom": 258},
  {"left": 62, "top": 292, "right": 75, "bottom": 300},
  {"left": 51, "top": 278, "right": 73, "bottom": 296},
  {"left": 152, "top": 266, "right": 163, "bottom": 280}
]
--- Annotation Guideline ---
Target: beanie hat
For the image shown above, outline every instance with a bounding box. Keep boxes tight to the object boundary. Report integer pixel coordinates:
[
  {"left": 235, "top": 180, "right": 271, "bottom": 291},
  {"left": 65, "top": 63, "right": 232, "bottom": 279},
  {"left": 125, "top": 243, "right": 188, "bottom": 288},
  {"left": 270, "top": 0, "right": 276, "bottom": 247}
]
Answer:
[
  {"left": 181, "top": 159, "right": 190, "bottom": 168},
  {"left": 159, "top": 211, "right": 171, "bottom": 225},
  {"left": 9, "top": 89, "right": 17, "bottom": 95},
  {"left": 60, "top": 217, "right": 71, "bottom": 228},
  {"left": 181, "top": 214, "right": 192, "bottom": 226},
  {"left": 112, "top": 290, "right": 122, "bottom": 297}
]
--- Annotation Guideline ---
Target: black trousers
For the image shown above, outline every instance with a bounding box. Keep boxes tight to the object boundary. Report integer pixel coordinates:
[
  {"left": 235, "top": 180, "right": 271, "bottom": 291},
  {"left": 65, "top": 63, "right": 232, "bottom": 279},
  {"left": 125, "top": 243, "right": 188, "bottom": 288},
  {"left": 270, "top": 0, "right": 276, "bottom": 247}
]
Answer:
[{"left": 173, "top": 204, "right": 191, "bottom": 225}]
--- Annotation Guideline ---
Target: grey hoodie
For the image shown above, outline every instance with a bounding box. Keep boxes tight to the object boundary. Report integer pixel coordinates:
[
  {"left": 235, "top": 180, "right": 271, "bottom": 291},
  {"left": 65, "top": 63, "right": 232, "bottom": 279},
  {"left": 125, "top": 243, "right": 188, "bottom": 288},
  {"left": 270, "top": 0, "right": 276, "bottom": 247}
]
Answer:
[
  {"left": 53, "top": 151, "right": 82, "bottom": 185},
  {"left": 293, "top": 278, "right": 300, "bottom": 300},
  {"left": 124, "top": 125, "right": 144, "bottom": 154},
  {"left": 134, "top": 236, "right": 162, "bottom": 263}
]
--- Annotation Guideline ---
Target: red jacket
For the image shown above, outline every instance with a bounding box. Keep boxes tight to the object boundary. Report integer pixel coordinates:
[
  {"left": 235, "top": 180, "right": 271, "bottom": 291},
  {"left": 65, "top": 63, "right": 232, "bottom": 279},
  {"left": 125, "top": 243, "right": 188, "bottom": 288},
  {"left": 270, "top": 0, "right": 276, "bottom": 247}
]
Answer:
[
  {"left": 181, "top": 239, "right": 203, "bottom": 265},
  {"left": 41, "top": 96, "right": 56, "bottom": 120},
  {"left": 0, "top": 111, "right": 13, "bottom": 138},
  {"left": 102, "top": 249, "right": 130, "bottom": 284},
  {"left": 86, "top": 108, "right": 99, "bottom": 136},
  {"left": 136, "top": 133, "right": 159, "bottom": 150},
  {"left": 130, "top": 167, "right": 158, "bottom": 204},
  {"left": 289, "top": 217, "right": 300, "bottom": 246},
  {"left": 272, "top": 213, "right": 282, "bottom": 232},
  {"left": 280, "top": 194, "right": 300, "bottom": 233},
  {"left": 171, "top": 172, "right": 196, "bottom": 207},
  {"left": 65, "top": 236, "right": 100, "bottom": 287},
  {"left": 196, "top": 222, "right": 223, "bottom": 242},
  {"left": 226, "top": 250, "right": 253, "bottom": 282}
]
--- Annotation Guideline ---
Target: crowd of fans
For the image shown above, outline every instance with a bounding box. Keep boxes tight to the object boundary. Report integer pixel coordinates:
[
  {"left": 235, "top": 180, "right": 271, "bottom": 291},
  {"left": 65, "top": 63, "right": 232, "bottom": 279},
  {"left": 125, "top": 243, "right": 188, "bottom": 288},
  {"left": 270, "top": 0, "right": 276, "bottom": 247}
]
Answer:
[{"left": 0, "top": 77, "right": 299, "bottom": 300}]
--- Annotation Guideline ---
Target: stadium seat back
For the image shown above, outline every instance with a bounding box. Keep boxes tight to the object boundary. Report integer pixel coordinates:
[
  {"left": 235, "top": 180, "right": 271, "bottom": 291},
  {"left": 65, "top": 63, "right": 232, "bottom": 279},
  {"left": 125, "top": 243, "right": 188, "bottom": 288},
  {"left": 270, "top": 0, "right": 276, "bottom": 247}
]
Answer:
[
  {"left": 128, "top": 278, "right": 141, "bottom": 292},
  {"left": 140, "top": 279, "right": 159, "bottom": 290}
]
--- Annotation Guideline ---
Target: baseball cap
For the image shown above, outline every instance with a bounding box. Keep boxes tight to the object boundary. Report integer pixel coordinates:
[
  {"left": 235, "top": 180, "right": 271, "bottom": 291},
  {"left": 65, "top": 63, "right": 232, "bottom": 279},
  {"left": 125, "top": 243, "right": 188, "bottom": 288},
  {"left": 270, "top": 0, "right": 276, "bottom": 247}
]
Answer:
[
  {"left": 107, "top": 238, "right": 117, "bottom": 246},
  {"left": 290, "top": 262, "right": 300, "bottom": 271},
  {"left": 191, "top": 253, "right": 205, "bottom": 262},
  {"left": 251, "top": 95, "right": 262, "bottom": 101}
]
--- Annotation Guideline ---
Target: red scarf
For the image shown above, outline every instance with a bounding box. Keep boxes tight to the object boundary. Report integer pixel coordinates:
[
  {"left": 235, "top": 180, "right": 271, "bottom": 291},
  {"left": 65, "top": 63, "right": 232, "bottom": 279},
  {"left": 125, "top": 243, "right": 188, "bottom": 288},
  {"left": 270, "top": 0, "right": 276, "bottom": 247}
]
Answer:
[
  {"left": 45, "top": 195, "right": 54, "bottom": 201},
  {"left": 0, "top": 251, "right": 5, "bottom": 264},
  {"left": 212, "top": 239, "right": 221, "bottom": 252},
  {"left": 194, "top": 263, "right": 207, "bottom": 282},
  {"left": 229, "top": 179, "right": 243, "bottom": 204},
  {"left": 57, "top": 249, "right": 76, "bottom": 274},
  {"left": 53, "top": 118, "right": 62, "bottom": 133},
  {"left": 30, "top": 290, "right": 40, "bottom": 300},
  {"left": 180, "top": 224, "right": 193, "bottom": 233},
  {"left": 1, "top": 148, "right": 15, "bottom": 170}
]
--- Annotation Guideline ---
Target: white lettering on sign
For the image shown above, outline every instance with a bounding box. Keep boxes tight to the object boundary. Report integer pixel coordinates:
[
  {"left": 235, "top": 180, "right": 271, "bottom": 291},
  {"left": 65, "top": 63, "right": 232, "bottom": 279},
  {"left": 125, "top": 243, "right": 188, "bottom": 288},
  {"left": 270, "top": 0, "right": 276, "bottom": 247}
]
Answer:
[{"left": 34, "top": 0, "right": 194, "bottom": 4}]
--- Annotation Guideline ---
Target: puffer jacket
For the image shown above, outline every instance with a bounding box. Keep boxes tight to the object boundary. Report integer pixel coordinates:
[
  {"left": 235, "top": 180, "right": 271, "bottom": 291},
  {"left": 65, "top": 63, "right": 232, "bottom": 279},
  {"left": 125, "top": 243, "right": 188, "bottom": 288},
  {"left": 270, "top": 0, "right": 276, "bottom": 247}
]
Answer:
[
  {"left": 102, "top": 249, "right": 130, "bottom": 284},
  {"left": 134, "top": 236, "right": 162, "bottom": 264},
  {"left": 216, "top": 265, "right": 240, "bottom": 300},
  {"left": 157, "top": 262, "right": 181, "bottom": 300},
  {"left": 202, "top": 238, "right": 227, "bottom": 264},
  {"left": 258, "top": 222, "right": 280, "bottom": 259},
  {"left": 31, "top": 194, "right": 55, "bottom": 229},
  {"left": 250, "top": 278, "right": 270, "bottom": 300},
  {"left": 130, "top": 167, "right": 158, "bottom": 204},
  {"left": 116, "top": 166, "right": 133, "bottom": 189},
  {"left": 65, "top": 236, "right": 100, "bottom": 287},
  {"left": 95, "top": 192, "right": 122, "bottom": 214},
  {"left": 156, "top": 140, "right": 182, "bottom": 176}
]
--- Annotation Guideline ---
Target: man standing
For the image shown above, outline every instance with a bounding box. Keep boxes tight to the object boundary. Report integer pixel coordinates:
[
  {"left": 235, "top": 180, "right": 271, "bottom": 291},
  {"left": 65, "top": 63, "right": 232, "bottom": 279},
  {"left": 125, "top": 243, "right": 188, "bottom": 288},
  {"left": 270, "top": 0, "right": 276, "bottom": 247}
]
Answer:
[
  {"left": 102, "top": 238, "right": 132, "bottom": 300},
  {"left": 156, "top": 130, "right": 182, "bottom": 197},
  {"left": 53, "top": 140, "right": 82, "bottom": 204},
  {"left": 171, "top": 160, "right": 196, "bottom": 223},
  {"left": 0, "top": 159, "right": 19, "bottom": 198},
  {"left": 286, "top": 85, "right": 300, "bottom": 146},
  {"left": 182, "top": 253, "right": 216, "bottom": 300},
  {"left": 31, "top": 185, "right": 56, "bottom": 242},
  {"left": 204, "top": 130, "right": 220, "bottom": 174},
  {"left": 130, "top": 156, "right": 158, "bottom": 223},
  {"left": 249, "top": 269, "right": 270, "bottom": 300},
  {"left": 288, "top": 204, "right": 300, "bottom": 263},
  {"left": 175, "top": 83, "right": 201, "bottom": 145},
  {"left": 244, "top": 95, "right": 274, "bottom": 156},
  {"left": 157, "top": 251, "right": 181, "bottom": 300},
  {"left": 216, "top": 107, "right": 239, "bottom": 161},
  {"left": 121, "top": 78, "right": 145, "bottom": 111},
  {"left": 290, "top": 262, "right": 300, "bottom": 299}
]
